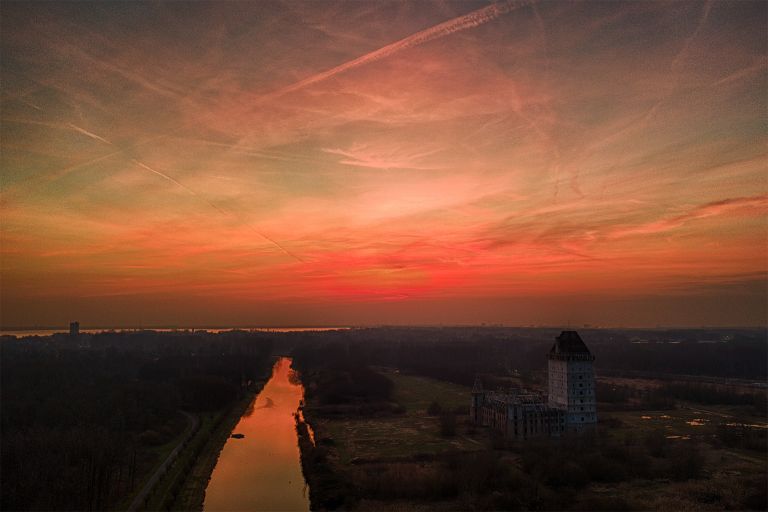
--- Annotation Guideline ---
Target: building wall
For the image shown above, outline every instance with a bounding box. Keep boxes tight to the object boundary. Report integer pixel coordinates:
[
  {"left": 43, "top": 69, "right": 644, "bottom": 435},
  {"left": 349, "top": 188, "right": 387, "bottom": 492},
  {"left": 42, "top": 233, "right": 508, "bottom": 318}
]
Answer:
[
  {"left": 472, "top": 392, "right": 566, "bottom": 440},
  {"left": 471, "top": 332, "right": 597, "bottom": 438},
  {"left": 568, "top": 360, "right": 597, "bottom": 427},
  {"left": 507, "top": 404, "right": 565, "bottom": 439},
  {"left": 470, "top": 393, "right": 480, "bottom": 423},
  {"left": 548, "top": 358, "right": 597, "bottom": 429},
  {"left": 548, "top": 358, "right": 568, "bottom": 409}
]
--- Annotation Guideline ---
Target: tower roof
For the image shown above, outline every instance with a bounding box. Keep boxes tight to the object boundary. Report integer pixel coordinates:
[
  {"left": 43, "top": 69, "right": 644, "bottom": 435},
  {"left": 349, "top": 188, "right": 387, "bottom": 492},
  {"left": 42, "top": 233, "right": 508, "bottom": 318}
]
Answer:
[{"left": 548, "top": 331, "right": 593, "bottom": 360}]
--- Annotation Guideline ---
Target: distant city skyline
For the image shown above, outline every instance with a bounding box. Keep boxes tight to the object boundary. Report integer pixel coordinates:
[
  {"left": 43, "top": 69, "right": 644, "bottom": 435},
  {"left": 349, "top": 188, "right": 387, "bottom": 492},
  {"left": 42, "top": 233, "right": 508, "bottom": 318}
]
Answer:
[{"left": 1, "top": 1, "right": 766, "bottom": 327}]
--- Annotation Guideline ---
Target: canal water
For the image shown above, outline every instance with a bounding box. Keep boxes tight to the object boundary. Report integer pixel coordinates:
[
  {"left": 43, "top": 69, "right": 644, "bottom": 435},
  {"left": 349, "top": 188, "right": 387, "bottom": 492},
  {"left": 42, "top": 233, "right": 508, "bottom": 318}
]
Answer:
[{"left": 203, "top": 357, "right": 309, "bottom": 511}]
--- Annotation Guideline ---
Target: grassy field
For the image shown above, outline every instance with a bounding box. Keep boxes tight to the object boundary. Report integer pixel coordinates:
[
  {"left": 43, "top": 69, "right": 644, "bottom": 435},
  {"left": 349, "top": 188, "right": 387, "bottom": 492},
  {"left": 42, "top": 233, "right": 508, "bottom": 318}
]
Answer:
[
  {"left": 387, "top": 371, "right": 472, "bottom": 413},
  {"left": 604, "top": 402, "right": 764, "bottom": 437},
  {"left": 606, "top": 405, "right": 760, "bottom": 434},
  {"left": 585, "top": 401, "right": 766, "bottom": 510},
  {"left": 305, "top": 372, "right": 766, "bottom": 511},
  {"left": 602, "top": 404, "right": 767, "bottom": 466},
  {"left": 314, "top": 370, "right": 485, "bottom": 464}
]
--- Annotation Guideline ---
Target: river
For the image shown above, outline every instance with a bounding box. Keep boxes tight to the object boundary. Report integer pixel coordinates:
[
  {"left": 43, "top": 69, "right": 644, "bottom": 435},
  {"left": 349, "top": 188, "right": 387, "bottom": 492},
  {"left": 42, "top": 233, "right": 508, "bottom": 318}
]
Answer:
[{"left": 203, "top": 357, "right": 310, "bottom": 511}]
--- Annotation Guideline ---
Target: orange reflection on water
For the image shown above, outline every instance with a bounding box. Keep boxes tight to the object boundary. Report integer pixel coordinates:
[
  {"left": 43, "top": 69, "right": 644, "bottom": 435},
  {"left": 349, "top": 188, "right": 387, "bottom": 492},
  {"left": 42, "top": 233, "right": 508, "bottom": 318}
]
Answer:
[{"left": 204, "top": 357, "right": 309, "bottom": 511}]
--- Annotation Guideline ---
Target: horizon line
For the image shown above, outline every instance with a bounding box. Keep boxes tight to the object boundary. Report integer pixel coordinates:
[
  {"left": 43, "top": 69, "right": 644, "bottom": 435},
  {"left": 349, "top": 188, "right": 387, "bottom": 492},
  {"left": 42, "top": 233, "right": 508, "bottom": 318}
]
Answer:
[{"left": 2, "top": 324, "right": 766, "bottom": 332}]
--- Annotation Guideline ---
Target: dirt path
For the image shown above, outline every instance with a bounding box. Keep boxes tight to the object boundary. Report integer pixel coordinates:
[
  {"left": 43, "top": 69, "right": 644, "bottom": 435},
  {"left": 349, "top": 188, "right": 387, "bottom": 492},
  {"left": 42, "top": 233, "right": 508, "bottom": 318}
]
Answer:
[
  {"left": 127, "top": 411, "right": 199, "bottom": 512},
  {"left": 679, "top": 405, "right": 735, "bottom": 419}
]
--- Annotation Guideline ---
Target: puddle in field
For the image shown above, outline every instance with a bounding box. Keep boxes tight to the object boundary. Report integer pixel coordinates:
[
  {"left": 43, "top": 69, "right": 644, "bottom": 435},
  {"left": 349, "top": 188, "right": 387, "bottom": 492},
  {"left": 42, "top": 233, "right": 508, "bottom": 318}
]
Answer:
[{"left": 725, "top": 422, "right": 768, "bottom": 429}]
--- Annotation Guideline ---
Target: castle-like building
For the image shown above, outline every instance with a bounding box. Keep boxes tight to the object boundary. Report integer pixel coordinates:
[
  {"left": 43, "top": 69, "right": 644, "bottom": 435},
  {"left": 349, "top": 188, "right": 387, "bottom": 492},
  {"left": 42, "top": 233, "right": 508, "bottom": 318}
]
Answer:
[{"left": 470, "top": 331, "right": 596, "bottom": 439}]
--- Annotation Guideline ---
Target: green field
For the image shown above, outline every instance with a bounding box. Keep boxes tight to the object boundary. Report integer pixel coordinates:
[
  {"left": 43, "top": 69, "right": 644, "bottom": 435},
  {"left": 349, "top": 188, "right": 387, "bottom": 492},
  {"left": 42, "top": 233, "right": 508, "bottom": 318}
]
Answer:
[
  {"left": 602, "top": 404, "right": 767, "bottom": 467},
  {"left": 386, "top": 370, "right": 473, "bottom": 414},
  {"left": 306, "top": 372, "right": 766, "bottom": 511},
  {"left": 313, "top": 370, "right": 485, "bottom": 464}
]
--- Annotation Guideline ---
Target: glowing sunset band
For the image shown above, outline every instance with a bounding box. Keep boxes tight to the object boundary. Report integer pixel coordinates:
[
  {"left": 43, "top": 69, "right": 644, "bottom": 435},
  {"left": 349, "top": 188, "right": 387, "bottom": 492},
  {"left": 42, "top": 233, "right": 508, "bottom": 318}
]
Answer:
[{"left": 0, "top": 0, "right": 765, "bottom": 327}]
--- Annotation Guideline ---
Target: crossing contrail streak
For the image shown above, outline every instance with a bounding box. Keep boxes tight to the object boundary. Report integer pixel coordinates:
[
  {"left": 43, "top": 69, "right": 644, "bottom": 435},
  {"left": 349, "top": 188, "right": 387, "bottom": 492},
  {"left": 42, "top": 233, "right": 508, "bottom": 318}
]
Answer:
[
  {"left": 260, "top": 0, "right": 536, "bottom": 102},
  {"left": 132, "top": 159, "right": 199, "bottom": 196},
  {"left": 67, "top": 123, "right": 112, "bottom": 144},
  {"left": 131, "top": 160, "right": 304, "bottom": 262}
]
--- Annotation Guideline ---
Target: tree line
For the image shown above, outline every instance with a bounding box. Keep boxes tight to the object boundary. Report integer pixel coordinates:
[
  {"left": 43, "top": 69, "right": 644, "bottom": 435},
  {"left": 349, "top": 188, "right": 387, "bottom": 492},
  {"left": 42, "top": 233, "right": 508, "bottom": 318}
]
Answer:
[{"left": 1, "top": 331, "right": 273, "bottom": 511}]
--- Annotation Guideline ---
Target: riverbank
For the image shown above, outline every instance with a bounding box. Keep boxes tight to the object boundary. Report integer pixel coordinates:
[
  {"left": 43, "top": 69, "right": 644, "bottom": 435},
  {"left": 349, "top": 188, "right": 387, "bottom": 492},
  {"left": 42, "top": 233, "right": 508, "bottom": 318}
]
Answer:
[
  {"left": 168, "top": 379, "right": 269, "bottom": 511},
  {"left": 294, "top": 369, "right": 479, "bottom": 511},
  {"left": 127, "top": 411, "right": 200, "bottom": 511},
  {"left": 295, "top": 367, "right": 768, "bottom": 511},
  {"left": 296, "top": 406, "right": 355, "bottom": 511}
]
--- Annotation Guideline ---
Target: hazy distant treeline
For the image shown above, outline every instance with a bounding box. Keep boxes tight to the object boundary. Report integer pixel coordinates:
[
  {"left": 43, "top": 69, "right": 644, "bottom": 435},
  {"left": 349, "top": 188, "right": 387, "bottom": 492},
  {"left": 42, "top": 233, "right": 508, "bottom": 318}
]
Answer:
[{"left": 287, "top": 327, "right": 767, "bottom": 384}]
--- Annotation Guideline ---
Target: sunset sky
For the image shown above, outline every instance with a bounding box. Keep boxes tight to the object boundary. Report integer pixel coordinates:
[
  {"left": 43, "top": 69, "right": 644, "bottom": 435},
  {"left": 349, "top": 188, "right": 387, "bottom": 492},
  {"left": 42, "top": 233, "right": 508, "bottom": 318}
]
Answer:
[{"left": 1, "top": 0, "right": 766, "bottom": 328}]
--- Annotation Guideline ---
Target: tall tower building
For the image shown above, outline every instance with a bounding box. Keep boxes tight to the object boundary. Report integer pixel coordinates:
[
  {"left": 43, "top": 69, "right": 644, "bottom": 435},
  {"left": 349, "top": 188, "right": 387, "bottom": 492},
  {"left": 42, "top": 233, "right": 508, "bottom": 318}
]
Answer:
[
  {"left": 69, "top": 321, "right": 80, "bottom": 337},
  {"left": 547, "top": 331, "right": 596, "bottom": 429},
  {"left": 470, "top": 376, "right": 483, "bottom": 424}
]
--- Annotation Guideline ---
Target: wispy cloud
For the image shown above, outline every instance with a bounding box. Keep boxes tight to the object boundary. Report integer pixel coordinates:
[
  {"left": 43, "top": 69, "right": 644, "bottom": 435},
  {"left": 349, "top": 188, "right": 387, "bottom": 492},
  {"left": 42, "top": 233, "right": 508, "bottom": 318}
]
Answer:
[
  {"left": 1, "top": 0, "right": 765, "bottom": 326},
  {"left": 131, "top": 160, "right": 303, "bottom": 262},
  {"left": 255, "top": 0, "right": 536, "bottom": 102},
  {"left": 609, "top": 195, "right": 768, "bottom": 239},
  {"left": 323, "top": 144, "right": 444, "bottom": 170}
]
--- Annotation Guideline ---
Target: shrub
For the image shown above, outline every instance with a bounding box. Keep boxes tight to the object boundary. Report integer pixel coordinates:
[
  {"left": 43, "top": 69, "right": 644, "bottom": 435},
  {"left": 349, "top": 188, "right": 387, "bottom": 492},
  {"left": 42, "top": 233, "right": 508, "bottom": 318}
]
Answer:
[
  {"left": 426, "top": 401, "right": 442, "bottom": 415},
  {"left": 440, "top": 411, "right": 456, "bottom": 437},
  {"left": 664, "top": 443, "right": 704, "bottom": 480},
  {"left": 644, "top": 428, "right": 669, "bottom": 457}
]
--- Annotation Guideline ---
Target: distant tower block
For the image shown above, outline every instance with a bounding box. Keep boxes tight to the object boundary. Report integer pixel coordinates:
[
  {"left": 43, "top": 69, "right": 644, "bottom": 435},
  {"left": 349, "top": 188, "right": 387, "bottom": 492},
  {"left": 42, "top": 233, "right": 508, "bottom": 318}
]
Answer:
[
  {"left": 69, "top": 321, "right": 80, "bottom": 337},
  {"left": 547, "top": 331, "right": 597, "bottom": 430}
]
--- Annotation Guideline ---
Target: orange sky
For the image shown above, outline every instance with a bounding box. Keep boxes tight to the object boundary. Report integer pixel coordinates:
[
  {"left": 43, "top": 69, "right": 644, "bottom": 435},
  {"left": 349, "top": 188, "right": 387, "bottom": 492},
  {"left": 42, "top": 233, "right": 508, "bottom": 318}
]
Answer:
[{"left": 1, "top": 0, "right": 766, "bottom": 328}]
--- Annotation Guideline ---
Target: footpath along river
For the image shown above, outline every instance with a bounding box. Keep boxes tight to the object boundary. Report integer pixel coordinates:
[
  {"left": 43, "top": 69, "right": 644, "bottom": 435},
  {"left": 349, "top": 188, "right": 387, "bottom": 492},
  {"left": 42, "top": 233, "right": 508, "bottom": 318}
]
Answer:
[{"left": 203, "top": 357, "right": 309, "bottom": 511}]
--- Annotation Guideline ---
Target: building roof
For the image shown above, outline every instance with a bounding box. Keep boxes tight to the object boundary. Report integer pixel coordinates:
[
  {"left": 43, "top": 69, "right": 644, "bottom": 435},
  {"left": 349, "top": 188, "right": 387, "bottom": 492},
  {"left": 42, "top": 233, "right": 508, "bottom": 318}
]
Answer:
[
  {"left": 486, "top": 390, "right": 547, "bottom": 406},
  {"left": 549, "top": 330, "right": 593, "bottom": 357}
]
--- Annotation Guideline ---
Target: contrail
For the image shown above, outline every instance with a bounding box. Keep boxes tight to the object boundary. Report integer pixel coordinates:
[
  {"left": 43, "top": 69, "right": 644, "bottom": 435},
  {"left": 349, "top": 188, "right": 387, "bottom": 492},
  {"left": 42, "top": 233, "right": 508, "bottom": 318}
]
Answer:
[
  {"left": 260, "top": 0, "right": 536, "bottom": 102},
  {"left": 131, "top": 159, "right": 304, "bottom": 262},
  {"left": 67, "top": 123, "right": 112, "bottom": 144},
  {"left": 6, "top": 81, "right": 305, "bottom": 263},
  {"left": 132, "top": 159, "right": 199, "bottom": 196}
]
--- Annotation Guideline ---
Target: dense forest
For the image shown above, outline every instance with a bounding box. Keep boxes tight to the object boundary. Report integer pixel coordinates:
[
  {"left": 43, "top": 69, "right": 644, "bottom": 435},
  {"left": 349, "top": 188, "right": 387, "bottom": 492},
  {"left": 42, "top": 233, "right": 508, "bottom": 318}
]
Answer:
[
  {"left": 1, "top": 331, "right": 273, "bottom": 511},
  {"left": 289, "top": 326, "right": 767, "bottom": 384}
]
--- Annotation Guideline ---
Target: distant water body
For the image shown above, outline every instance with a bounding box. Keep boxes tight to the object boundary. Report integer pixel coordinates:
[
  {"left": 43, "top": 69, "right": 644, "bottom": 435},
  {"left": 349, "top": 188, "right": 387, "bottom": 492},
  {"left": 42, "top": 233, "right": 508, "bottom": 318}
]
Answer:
[{"left": 0, "top": 327, "right": 350, "bottom": 338}]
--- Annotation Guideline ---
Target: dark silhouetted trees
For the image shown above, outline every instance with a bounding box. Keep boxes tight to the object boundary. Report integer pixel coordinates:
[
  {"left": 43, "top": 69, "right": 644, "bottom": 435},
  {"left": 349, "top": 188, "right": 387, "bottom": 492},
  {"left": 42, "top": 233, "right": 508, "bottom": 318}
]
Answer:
[{"left": 1, "top": 331, "right": 272, "bottom": 511}]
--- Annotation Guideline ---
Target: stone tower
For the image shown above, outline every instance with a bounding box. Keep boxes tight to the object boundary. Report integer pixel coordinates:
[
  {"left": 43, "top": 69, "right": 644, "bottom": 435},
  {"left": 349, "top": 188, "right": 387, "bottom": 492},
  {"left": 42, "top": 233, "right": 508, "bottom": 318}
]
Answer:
[
  {"left": 547, "top": 331, "right": 596, "bottom": 429},
  {"left": 470, "top": 376, "right": 483, "bottom": 424}
]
